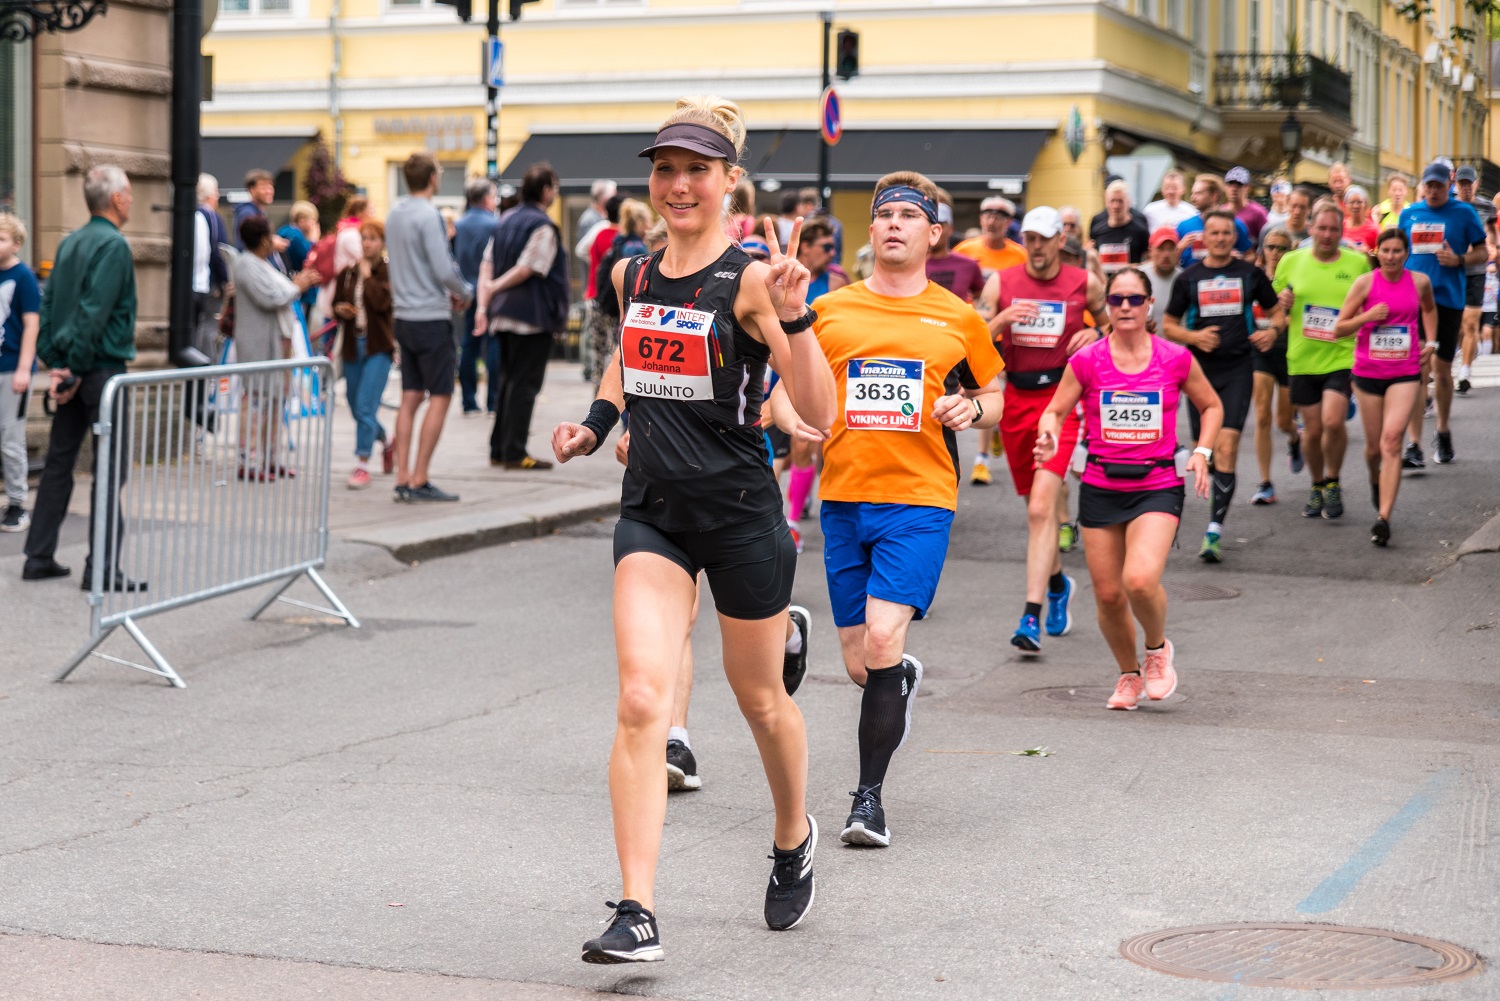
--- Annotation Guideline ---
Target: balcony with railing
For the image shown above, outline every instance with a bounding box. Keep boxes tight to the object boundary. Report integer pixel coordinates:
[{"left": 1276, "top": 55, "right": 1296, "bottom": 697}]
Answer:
[{"left": 1212, "top": 53, "right": 1356, "bottom": 171}]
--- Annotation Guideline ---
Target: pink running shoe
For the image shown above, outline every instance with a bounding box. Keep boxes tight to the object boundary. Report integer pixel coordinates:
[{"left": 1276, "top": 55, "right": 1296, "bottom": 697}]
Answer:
[
  {"left": 1142, "top": 640, "right": 1177, "bottom": 700},
  {"left": 347, "top": 467, "right": 372, "bottom": 490},
  {"left": 1106, "top": 672, "right": 1144, "bottom": 711}
]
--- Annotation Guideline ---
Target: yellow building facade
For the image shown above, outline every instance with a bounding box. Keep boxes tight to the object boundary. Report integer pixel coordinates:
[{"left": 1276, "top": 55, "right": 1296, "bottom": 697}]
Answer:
[{"left": 204, "top": 0, "right": 1492, "bottom": 255}]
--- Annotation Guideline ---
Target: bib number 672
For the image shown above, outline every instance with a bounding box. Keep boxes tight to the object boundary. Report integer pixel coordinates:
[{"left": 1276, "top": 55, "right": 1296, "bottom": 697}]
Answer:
[{"left": 638, "top": 335, "right": 685, "bottom": 363}]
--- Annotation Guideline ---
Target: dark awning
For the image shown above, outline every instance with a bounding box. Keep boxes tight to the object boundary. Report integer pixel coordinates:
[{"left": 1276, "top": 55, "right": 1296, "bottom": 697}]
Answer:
[
  {"left": 201, "top": 133, "right": 317, "bottom": 191},
  {"left": 501, "top": 128, "right": 1051, "bottom": 194}
]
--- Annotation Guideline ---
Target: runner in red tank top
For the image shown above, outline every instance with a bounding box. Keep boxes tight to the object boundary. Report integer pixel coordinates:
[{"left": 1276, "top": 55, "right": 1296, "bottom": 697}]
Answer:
[{"left": 977, "top": 206, "right": 1108, "bottom": 654}]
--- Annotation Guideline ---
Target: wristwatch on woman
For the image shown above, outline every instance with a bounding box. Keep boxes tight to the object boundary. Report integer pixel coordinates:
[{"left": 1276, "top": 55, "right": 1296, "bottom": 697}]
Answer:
[{"left": 1193, "top": 446, "right": 1214, "bottom": 460}]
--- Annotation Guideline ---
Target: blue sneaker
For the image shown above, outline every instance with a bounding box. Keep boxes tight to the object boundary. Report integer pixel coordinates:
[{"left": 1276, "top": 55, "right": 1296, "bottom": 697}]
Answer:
[
  {"left": 1346, "top": 396, "right": 1357, "bottom": 422},
  {"left": 1011, "top": 613, "right": 1042, "bottom": 653},
  {"left": 1044, "top": 573, "right": 1074, "bottom": 637}
]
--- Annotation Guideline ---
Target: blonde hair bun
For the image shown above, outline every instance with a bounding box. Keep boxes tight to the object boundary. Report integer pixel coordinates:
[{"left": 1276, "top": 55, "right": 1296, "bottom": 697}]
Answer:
[{"left": 662, "top": 95, "right": 748, "bottom": 162}]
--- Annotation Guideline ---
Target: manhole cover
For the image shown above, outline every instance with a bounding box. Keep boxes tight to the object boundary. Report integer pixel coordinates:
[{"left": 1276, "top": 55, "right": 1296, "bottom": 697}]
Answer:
[
  {"left": 1121, "top": 923, "right": 1482, "bottom": 989},
  {"left": 1164, "top": 581, "right": 1241, "bottom": 601},
  {"left": 1026, "top": 686, "right": 1186, "bottom": 706}
]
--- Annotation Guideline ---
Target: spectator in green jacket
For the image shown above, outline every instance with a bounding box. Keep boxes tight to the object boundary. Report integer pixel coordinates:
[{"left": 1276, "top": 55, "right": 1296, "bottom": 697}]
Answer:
[{"left": 22, "top": 164, "right": 144, "bottom": 592}]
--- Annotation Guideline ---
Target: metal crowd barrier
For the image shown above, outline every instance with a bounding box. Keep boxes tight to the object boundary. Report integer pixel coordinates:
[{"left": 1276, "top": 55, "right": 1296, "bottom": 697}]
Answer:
[{"left": 56, "top": 358, "right": 359, "bottom": 688}]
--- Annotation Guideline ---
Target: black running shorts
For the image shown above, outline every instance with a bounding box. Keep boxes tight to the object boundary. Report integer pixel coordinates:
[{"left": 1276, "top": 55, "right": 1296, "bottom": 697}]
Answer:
[
  {"left": 1078, "top": 482, "right": 1185, "bottom": 528},
  {"left": 1352, "top": 373, "right": 1421, "bottom": 396},
  {"left": 1434, "top": 306, "right": 1462, "bottom": 364},
  {"left": 1289, "top": 369, "right": 1353, "bottom": 407},
  {"left": 1190, "top": 360, "right": 1254, "bottom": 438},
  {"left": 613, "top": 513, "right": 796, "bottom": 620},
  {"left": 1465, "top": 273, "right": 1485, "bottom": 309},
  {"left": 395, "top": 318, "right": 457, "bottom": 396},
  {"left": 1251, "top": 339, "right": 1289, "bottom": 386}
]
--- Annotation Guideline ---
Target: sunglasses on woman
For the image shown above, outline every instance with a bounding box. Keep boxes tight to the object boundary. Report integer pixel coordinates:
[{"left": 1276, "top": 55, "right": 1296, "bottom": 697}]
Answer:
[
  {"left": 1263, "top": 243, "right": 1292, "bottom": 252},
  {"left": 1105, "top": 293, "right": 1149, "bottom": 307}
]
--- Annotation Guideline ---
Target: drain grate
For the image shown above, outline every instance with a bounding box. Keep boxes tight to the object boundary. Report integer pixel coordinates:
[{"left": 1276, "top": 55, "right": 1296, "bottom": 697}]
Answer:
[
  {"left": 1026, "top": 686, "right": 1185, "bottom": 706},
  {"left": 1164, "top": 581, "right": 1241, "bottom": 601},
  {"left": 1120, "top": 923, "right": 1482, "bottom": 989}
]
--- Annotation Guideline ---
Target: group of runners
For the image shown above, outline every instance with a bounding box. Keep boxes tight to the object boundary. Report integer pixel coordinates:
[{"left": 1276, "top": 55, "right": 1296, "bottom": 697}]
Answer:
[{"left": 548, "top": 94, "right": 1305, "bottom": 966}]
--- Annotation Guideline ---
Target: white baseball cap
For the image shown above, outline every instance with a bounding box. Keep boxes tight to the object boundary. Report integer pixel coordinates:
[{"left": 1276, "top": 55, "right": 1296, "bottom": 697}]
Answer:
[{"left": 1020, "top": 206, "right": 1062, "bottom": 238}]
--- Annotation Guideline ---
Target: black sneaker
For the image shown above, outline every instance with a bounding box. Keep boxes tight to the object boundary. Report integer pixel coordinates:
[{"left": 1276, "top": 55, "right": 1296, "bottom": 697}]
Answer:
[
  {"left": 764, "top": 815, "right": 817, "bottom": 931},
  {"left": 581, "top": 899, "right": 663, "bottom": 964},
  {"left": 1401, "top": 443, "right": 1425, "bottom": 470},
  {"left": 407, "top": 481, "right": 460, "bottom": 502},
  {"left": 1321, "top": 480, "right": 1344, "bottom": 520},
  {"left": 0, "top": 504, "right": 28, "bottom": 532},
  {"left": 1302, "top": 486, "right": 1324, "bottom": 519},
  {"left": 1457, "top": 377, "right": 1471, "bottom": 395},
  {"left": 1287, "top": 437, "right": 1304, "bottom": 474},
  {"left": 897, "top": 655, "right": 924, "bottom": 751},
  {"left": 783, "top": 605, "right": 811, "bottom": 696},
  {"left": 393, "top": 485, "right": 411, "bottom": 503},
  {"left": 665, "top": 739, "right": 701, "bottom": 791},
  {"left": 1371, "top": 518, "right": 1391, "bottom": 547},
  {"left": 840, "top": 787, "right": 890, "bottom": 847},
  {"left": 1434, "top": 432, "right": 1455, "bottom": 464}
]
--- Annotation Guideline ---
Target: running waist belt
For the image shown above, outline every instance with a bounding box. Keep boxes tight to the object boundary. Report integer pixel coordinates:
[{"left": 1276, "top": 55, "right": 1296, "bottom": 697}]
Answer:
[
  {"left": 1007, "top": 367, "right": 1067, "bottom": 391},
  {"left": 1086, "top": 454, "right": 1176, "bottom": 480}
]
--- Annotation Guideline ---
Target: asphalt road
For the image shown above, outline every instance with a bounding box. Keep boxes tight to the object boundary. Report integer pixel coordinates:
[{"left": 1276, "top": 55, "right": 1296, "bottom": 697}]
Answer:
[{"left": 1, "top": 389, "right": 1497, "bottom": 1000}]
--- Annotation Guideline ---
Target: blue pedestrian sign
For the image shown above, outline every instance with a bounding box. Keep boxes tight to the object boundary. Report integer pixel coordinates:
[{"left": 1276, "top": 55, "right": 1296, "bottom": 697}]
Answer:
[
  {"left": 820, "top": 86, "right": 842, "bottom": 146},
  {"left": 485, "top": 37, "right": 504, "bottom": 89}
]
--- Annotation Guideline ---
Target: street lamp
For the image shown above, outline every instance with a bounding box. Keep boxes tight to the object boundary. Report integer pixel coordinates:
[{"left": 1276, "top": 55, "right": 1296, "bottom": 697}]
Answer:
[{"left": 1280, "top": 112, "right": 1303, "bottom": 177}]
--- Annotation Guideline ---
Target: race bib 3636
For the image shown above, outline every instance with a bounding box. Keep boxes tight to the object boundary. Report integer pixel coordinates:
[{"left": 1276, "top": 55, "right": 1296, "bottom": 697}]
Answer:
[{"left": 845, "top": 358, "right": 924, "bottom": 432}]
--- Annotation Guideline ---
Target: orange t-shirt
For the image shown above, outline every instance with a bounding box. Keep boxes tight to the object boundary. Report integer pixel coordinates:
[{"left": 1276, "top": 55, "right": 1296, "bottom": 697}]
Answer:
[
  {"left": 954, "top": 237, "right": 1027, "bottom": 277},
  {"left": 813, "top": 281, "right": 1005, "bottom": 511}
]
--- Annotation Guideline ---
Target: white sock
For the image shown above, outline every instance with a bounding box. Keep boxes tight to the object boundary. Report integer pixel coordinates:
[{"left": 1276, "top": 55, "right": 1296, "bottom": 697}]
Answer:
[
  {"left": 974, "top": 454, "right": 989, "bottom": 468},
  {"left": 1479, "top": 340, "right": 1492, "bottom": 356},
  {"left": 1207, "top": 521, "right": 1223, "bottom": 536},
  {"left": 784, "top": 626, "right": 803, "bottom": 655},
  {"left": 668, "top": 726, "right": 691, "bottom": 750},
  {"left": 354, "top": 459, "right": 369, "bottom": 472}
]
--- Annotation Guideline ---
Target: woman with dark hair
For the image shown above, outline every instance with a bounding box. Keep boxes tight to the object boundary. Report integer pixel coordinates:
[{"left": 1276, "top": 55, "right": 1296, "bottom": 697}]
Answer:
[
  {"left": 332, "top": 219, "right": 395, "bottom": 489},
  {"left": 231, "top": 214, "right": 320, "bottom": 480},
  {"left": 1035, "top": 266, "right": 1222, "bottom": 710},
  {"left": 1333, "top": 228, "right": 1437, "bottom": 545}
]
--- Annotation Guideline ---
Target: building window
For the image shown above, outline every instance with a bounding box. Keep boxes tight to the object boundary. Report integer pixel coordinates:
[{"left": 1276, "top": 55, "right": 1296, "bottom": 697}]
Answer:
[
  {"left": 1248, "top": 0, "right": 1261, "bottom": 52},
  {"left": 221, "top": 0, "right": 292, "bottom": 13},
  {"left": 1138, "top": 0, "right": 1158, "bottom": 21},
  {"left": 387, "top": 160, "right": 471, "bottom": 212},
  {"left": 1221, "top": 0, "right": 1238, "bottom": 51},
  {"left": 1272, "top": 0, "right": 1287, "bottom": 48},
  {"left": 1165, "top": 0, "right": 1183, "bottom": 33}
]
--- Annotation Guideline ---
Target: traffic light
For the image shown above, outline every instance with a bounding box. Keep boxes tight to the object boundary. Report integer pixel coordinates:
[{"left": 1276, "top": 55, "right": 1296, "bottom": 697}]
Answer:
[
  {"left": 434, "top": 0, "right": 472, "bottom": 20},
  {"left": 509, "top": 0, "right": 540, "bottom": 19},
  {"left": 835, "top": 29, "right": 859, "bottom": 80}
]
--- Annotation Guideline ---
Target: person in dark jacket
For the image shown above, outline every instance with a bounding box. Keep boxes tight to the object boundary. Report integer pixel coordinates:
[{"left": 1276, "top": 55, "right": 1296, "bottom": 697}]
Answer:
[
  {"left": 22, "top": 165, "right": 143, "bottom": 590},
  {"left": 476, "top": 162, "right": 569, "bottom": 470},
  {"left": 454, "top": 177, "right": 501, "bottom": 415},
  {"left": 333, "top": 219, "right": 396, "bottom": 490}
]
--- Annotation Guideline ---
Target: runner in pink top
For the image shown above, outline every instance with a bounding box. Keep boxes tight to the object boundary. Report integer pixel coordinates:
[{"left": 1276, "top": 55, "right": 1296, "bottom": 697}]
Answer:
[
  {"left": 1034, "top": 266, "right": 1221, "bottom": 712},
  {"left": 1334, "top": 228, "right": 1437, "bottom": 547}
]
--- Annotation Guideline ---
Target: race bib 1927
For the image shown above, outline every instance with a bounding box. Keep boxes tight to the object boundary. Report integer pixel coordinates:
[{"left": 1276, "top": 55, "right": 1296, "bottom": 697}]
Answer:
[
  {"left": 620, "top": 303, "right": 715, "bottom": 401},
  {"left": 845, "top": 358, "right": 924, "bottom": 432},
  {"left": 1302, "top": 304, "right": 1340, "bottom": 342},
  {"left": 1100, "top": 390, "right": 1163, "bottom": 443}
]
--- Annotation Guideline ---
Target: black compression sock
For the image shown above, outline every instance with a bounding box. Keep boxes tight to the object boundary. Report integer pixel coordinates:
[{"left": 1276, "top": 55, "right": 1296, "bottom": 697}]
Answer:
[
  {"left": 1024, "top": 601, "right": 1043, "bottom": 619},
  {"left": 857, "top": 664, "right": 910, "bottom": 795},
  {"left": 1211, "top": 470, "right": 1236, "bottom": 525},
  {"left": 1048, "top": 571, "right": 1066, "bottom": 594}
]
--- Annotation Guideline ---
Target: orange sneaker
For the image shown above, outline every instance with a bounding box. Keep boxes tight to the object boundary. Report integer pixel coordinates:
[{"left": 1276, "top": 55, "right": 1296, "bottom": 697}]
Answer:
[
  {"left": 1142, "top": 640, "right": 1177, "bottom": 700},
  {"left": 1106, "top": 672, "right": 1144, "bottom": 710}
]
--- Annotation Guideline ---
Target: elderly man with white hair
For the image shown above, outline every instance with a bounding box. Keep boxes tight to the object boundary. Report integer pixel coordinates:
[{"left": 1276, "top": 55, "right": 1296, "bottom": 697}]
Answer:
[
  {"left": 22, "top": 165, "right": 145, "bottom": 591},
  {"left": 192, "top": 172, "right": 230, "bottom": 360},
  {"left": 1088, "top": 180, "right": 1150, "bottom": 273}
]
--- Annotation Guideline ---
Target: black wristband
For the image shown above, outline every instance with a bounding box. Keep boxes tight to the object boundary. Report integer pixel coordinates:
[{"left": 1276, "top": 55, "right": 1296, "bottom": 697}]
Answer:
[
  {"left": 780, "top": 309, "right": 817, "bottom": 335},
  {"left": 579, "top": 399, "right": 620, "bottom": 455}
]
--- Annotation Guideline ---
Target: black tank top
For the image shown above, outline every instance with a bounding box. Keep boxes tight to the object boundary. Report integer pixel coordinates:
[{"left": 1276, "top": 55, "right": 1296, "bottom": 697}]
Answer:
[{"left": 618, "top": 245, "right": 780, "bottom": 532}]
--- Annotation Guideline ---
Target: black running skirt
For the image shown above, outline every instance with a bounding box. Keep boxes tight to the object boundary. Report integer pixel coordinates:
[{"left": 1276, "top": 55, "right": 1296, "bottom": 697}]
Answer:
[{"left": 1079, "top": 482, "right": 1185, "bottom": 528}]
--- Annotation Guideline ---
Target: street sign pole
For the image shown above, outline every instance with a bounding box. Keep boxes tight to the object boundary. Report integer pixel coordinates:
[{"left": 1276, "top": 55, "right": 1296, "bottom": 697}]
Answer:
[
  {"left": 485, "top": 0, "right": 501, "bottom": 178},
  {"left": 817, "top": 11, "right": 831, "bottom": 208}
]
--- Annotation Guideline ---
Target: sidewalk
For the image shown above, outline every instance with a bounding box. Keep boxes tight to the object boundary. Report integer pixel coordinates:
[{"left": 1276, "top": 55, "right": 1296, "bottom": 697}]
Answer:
[{"left": 329, "top": 360, "right": 624, "bottom": 563}]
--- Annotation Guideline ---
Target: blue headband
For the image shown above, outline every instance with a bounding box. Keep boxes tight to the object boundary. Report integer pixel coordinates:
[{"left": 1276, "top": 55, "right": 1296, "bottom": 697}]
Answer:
[{"left": 872, "top": 185, "right": 938, "bottom": 223}]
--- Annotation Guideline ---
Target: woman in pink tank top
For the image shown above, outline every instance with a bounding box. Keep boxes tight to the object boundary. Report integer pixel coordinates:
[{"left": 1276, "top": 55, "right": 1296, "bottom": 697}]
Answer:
[
  {"left": 1033, "top": 267, "right": 1223, "bottom": 712},
  {"left": 1333, "top": 228, "right": 1437, "bottom": 547}
]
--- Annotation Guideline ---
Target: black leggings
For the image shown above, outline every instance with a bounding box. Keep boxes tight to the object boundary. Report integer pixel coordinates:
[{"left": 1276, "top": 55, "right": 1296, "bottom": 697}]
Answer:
[{"left": 613, "top": 514, "right": 796, "bottom": 620}]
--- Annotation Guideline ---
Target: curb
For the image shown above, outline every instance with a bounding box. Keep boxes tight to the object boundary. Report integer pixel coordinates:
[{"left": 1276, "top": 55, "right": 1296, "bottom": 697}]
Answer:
[
  {"left": 343, "top": 488, "right": 620, "bottom": 564},
  {"left": 1457, "top": 509, "right": 1500, "bottom": 558}
]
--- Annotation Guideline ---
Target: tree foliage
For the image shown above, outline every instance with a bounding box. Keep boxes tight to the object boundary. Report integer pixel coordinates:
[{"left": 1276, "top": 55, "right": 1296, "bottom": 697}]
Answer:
[
  {"left": 302, "top": 142, "right": 355, "bottom": 232},
  {"left": 1396, "top": 0, "right": 1499, "bottom": 44}
]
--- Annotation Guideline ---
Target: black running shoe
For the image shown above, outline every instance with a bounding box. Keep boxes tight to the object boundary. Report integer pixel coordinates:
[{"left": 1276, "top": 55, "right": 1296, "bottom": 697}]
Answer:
[
  {"left": 1434, "top": 431, "right": 1455, "bottom": 464},
  {"left": 1371, "top": 518, "right": 1391, "bottom": 547},
  {"left": 1457, "top": 378, "right": 1471, "bottom": 395},
  {"left": 1401, "top": 443, "right": 1425, "bottom": 470},
  {"left": 1321, "top": 480, "right": 1344, "bottom": 520},
  {"left": 665, "top": 739, "right": 701, "bottom": 792},
  {"left": 1302, "top": 486, "right": 1324, "bottom": 519},
  {"left": 581, "top": 899, "right": 663, "bottom": 964},
  {"left": 783, "top": 605, "right": 811, "bottom": 696},
  {"left": 764, "top": 814, "right": 817, "bottom": 931},
  {"left": 841, "top": 787, "right": 890, "bottom": 847},
  {"left": 1287, "top": 437, "right": 1304, "bottom": 474}
]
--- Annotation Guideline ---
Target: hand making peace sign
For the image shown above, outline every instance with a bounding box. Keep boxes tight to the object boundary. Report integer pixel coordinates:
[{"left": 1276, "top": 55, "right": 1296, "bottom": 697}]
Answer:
[{"left": 762, "top": 215, "right": 813, "bottom": 321}]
